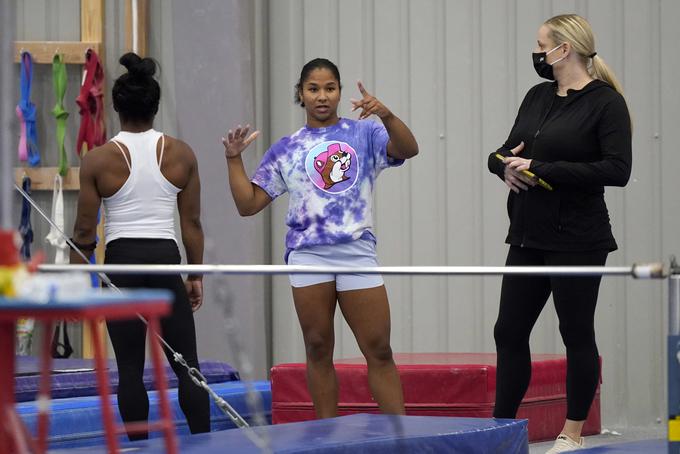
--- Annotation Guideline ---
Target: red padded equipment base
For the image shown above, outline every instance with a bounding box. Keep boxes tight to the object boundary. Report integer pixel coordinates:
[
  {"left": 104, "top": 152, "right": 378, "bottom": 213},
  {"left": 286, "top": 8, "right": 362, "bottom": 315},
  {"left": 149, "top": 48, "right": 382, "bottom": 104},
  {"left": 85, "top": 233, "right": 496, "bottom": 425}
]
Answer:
[{"left": 271, "top": 353, "right": 601, "bottom": 442}]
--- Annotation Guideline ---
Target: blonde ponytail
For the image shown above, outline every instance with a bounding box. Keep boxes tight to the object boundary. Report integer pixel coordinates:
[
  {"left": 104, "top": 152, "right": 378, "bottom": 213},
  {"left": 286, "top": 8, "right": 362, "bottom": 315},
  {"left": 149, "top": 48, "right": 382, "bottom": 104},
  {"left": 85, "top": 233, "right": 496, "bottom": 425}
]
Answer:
[{"left": 590, "top": 54, "right": 625, "bottom": 96}]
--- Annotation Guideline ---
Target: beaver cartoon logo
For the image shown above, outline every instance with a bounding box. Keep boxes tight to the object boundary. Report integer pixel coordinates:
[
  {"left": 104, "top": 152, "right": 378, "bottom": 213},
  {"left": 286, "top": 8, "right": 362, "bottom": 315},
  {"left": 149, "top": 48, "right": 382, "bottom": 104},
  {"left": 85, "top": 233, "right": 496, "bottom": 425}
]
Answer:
[
  {"left": 305, "top": 141, "right": 358, "bottom": 194},
  {"left": 314, "top": 143, "right": 351, "bottom": 189}
]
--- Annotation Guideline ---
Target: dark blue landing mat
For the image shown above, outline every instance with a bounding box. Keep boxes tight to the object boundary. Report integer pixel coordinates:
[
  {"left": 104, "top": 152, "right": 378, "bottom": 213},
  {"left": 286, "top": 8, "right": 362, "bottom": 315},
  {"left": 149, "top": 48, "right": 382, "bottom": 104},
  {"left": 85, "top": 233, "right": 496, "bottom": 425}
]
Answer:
[
  {"left": 579, "top": 439, "right": 665, "bottom": 453},
  {"left": 51, "top": 413, "right": 529, "bottom": 454},
  {"left": 15, "top": 356, "right": 240, "bottom": 402},
  {"left": 16, "top": 357, "right": 99, "bottom": 376}
]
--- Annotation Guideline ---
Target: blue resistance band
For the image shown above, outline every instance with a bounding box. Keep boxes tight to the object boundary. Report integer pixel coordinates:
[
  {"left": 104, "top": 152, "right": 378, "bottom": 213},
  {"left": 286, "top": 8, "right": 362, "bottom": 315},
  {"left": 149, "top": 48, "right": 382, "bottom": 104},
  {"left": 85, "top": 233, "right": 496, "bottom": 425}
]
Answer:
[{"left": 17, "top": 52, "right": 40, "bottom": 167}]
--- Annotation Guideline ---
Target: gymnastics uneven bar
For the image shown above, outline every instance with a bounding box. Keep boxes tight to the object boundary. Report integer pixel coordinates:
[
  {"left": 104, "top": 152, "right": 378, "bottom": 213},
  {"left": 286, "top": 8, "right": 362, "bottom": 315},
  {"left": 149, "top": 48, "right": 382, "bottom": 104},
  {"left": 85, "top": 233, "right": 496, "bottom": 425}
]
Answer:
[{"left": 38, "top": 263, "right": 665, "bottom": 278}]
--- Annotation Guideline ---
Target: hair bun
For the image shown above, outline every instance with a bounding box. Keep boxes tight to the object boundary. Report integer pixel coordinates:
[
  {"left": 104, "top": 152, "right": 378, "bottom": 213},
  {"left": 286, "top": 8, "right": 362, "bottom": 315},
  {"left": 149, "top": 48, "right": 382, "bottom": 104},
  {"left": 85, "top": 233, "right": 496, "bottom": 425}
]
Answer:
[{"left": 119, "top": 52, "right": 156, "bottom": 78}]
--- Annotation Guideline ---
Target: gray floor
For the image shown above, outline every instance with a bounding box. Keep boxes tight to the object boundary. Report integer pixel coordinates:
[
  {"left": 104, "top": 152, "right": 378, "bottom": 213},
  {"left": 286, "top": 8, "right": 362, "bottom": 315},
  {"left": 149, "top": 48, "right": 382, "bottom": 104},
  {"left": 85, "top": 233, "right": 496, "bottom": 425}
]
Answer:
[{"left": 528, "top": 426, "right": 665, "bottom": 453}]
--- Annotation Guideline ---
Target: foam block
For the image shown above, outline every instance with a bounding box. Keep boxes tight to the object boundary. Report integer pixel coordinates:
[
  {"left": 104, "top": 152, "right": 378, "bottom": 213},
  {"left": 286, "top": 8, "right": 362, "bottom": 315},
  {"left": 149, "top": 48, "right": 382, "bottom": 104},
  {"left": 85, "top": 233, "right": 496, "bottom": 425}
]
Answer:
[{"left": 271, "top": 353, "right": 601, "bottom": 442}]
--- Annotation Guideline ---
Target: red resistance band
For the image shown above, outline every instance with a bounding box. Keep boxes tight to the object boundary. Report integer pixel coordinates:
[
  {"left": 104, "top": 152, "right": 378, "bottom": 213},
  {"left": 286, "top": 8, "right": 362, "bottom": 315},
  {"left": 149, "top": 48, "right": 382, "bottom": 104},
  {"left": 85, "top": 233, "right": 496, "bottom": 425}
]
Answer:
[{"left": 76, "top": 49, "right": 106, "bottom": 157}]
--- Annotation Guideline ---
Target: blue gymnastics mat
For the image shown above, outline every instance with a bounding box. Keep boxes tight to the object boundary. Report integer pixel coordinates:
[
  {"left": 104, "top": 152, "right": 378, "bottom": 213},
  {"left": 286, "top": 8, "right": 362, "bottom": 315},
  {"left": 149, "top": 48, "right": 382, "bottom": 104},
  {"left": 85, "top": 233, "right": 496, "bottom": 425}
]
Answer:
[
  {"left": 579, "top": 439, "right": 666, "bottom": 452},
  {"left": 51, "top": 413, "right": 529, "bottom": 454},
  {"left": 18, "top": 380, "right": 271, "bottom": 450},
  {"left": 14, "top": 357, "right": 240, "bottom": 402}
]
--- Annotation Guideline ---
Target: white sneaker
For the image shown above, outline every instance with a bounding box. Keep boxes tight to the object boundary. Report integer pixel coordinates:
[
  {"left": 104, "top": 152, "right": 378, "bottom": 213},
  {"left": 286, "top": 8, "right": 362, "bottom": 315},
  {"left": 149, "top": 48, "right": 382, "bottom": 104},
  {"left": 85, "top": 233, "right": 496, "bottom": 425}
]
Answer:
[{"left": 545, "top": 434, "right": 585, "bottom": 453}]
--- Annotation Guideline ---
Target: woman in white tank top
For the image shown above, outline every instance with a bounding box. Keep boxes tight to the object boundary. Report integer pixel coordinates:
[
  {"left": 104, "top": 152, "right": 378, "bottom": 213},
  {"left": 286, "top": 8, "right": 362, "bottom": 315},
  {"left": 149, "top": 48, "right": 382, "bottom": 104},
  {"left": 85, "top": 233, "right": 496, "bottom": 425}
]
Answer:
[{"left": 70, "top": 53, "right": 210, "bottom": 440}]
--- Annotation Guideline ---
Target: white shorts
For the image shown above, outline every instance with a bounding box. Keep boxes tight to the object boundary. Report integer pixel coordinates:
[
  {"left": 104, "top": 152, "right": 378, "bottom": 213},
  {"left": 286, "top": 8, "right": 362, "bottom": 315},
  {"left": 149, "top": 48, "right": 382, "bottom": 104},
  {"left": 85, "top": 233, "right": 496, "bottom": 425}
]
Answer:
[{"left": 287, "top": 239, "right": 384, "bottom": 291}]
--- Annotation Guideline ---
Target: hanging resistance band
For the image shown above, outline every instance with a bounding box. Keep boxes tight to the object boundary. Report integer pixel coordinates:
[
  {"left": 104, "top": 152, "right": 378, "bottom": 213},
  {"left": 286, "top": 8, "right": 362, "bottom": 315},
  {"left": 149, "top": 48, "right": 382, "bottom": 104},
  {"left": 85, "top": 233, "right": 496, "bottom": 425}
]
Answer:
[
  {"left": 16, "top": 176, "right": 36, "bottom": 354},
  {"left": 16, "top": 52, "right": 40, "bottom": 167},
  {"left": 50, "top": 321, "right": 73, "bottom": 359},
  {"left": 45, "top": 174, "right": 68, "bottom": 264},
  {"left": 52, "top": 54, "right": 69, "bottom": 176},
  {"left": 18, "top": 176, "right": 33, "bottom": 260},
  {"left": 76, "top": 49, "right": 106, "bottom": 157}
]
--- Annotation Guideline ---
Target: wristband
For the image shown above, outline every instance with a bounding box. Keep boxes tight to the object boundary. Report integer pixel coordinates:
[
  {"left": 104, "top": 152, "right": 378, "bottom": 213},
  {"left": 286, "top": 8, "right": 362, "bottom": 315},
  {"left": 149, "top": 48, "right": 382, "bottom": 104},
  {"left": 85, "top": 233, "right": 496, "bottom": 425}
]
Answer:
[{"left": 69, "top": 238, "right": 97, "bottom": 251}]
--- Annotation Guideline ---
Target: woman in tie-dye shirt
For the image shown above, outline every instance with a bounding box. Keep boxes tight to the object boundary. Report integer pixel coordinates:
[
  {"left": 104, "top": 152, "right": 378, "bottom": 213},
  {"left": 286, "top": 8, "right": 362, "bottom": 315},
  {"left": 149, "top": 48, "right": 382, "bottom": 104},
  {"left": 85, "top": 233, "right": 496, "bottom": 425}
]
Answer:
[{"left": 223, "top": 58, "right": 418, "bottom": 418}]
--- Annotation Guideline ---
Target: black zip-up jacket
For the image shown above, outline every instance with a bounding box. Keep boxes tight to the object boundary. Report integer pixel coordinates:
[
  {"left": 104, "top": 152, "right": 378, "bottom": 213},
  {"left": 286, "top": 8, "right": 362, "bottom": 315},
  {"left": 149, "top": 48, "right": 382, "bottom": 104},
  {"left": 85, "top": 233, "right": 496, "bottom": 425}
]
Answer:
[{"left": 488, "top": 80, "right": 632, "bottom": 252}]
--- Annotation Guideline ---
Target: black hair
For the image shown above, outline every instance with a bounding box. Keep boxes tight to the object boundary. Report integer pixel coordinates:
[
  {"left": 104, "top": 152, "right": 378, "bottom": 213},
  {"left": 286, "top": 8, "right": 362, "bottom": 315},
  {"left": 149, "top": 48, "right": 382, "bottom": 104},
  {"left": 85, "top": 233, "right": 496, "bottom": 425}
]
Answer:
[
  {"left": 112, "top": 52, "right": 160, "bottom": 122},
  {"left": 294, "top": 58, "right": 341, "bottom": 107}
]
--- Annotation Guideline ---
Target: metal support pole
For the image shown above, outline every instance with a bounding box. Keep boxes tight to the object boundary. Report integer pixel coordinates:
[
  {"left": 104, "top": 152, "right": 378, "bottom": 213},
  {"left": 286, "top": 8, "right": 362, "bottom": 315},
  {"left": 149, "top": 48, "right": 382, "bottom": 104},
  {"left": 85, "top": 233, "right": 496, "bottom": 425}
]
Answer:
[
  {"left": 669, "top": 274, "right": 680, "bottom": 453},
  {"left": 671, "top": 274, "right": 680, "bottom": 336},
  {"left": 0, "top": 0, "right": 17, "bottom": 230}
]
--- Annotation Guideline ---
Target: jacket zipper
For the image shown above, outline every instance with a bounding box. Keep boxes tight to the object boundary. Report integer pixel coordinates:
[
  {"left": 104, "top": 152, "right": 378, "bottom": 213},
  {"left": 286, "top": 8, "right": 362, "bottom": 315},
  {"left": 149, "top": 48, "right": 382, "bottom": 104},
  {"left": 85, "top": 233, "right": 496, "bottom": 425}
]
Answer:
[
  {"left": 522, "top": 94, "right": 557, "bottom": 247},
  {"left": 533, "top": 94, "right": 556, "bottom": 139}
]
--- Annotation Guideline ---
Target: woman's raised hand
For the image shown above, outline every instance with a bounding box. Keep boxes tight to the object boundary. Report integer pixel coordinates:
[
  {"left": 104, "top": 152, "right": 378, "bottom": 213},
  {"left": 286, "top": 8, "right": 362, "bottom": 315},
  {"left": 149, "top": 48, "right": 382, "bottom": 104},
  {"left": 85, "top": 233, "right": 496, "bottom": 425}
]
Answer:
[
  {"left": 350, "top": 81, "right": 392, "bottom": 120},
  {"left": 222, "top": 124, "right": 260, "bottom": 159}
]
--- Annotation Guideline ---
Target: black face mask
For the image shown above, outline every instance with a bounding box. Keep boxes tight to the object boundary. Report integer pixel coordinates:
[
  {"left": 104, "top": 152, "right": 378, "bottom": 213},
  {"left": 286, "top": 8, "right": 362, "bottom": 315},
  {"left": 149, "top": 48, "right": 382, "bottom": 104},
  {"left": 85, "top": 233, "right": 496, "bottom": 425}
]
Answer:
[{"left": 532, "top": 44, "right": 564, "bottom": 80}]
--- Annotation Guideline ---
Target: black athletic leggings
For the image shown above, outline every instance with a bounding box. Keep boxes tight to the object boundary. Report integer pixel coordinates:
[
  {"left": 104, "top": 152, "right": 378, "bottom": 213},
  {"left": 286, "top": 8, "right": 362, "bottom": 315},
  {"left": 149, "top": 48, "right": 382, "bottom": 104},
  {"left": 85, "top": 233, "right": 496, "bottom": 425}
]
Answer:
[
  {"left": 105, "top": 238, "right": 210, "bottom": 440},
  {"left": 493, "top": 245, "right": 608, "bottom": 421}
]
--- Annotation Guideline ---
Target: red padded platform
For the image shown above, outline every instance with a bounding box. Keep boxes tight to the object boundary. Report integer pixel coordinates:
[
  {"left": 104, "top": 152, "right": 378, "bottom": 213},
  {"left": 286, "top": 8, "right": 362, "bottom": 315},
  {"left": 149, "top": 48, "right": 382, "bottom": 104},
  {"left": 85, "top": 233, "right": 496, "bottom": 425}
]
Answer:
[{"left": 271, "top": 353, "right": 601, "bottom": 442}]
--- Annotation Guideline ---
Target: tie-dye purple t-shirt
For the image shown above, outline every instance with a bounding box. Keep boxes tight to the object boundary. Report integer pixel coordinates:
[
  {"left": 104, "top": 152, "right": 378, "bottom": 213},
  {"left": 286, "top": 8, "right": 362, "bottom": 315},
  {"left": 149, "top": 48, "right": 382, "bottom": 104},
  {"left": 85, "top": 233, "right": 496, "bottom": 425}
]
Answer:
[{"left": 251, "top": 118, "right": 403, "bottom": 258}]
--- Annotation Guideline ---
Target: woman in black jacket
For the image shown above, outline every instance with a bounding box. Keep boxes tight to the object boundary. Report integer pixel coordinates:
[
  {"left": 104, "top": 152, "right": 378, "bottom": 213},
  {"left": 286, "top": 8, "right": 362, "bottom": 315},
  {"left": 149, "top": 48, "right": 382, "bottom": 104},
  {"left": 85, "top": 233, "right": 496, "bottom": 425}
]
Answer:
[{"left": 487, "top": 14, "right": 631, "bottom": 454}]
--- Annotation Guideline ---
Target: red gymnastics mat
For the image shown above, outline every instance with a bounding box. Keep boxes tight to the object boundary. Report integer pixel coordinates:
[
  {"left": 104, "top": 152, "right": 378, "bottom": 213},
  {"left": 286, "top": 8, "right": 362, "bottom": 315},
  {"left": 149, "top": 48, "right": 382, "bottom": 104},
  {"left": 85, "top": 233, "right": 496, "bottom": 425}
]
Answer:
[{"left": 271, "top": 353, "right": 601, "bottom": 442}]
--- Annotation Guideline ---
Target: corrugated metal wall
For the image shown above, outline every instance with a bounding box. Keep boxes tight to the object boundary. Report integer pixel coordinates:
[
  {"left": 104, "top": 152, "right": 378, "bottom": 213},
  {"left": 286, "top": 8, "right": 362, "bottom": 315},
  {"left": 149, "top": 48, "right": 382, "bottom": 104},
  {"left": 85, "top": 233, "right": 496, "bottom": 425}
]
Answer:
[{"left": 264, "top": 0, "right": 680, "bottom": 428}]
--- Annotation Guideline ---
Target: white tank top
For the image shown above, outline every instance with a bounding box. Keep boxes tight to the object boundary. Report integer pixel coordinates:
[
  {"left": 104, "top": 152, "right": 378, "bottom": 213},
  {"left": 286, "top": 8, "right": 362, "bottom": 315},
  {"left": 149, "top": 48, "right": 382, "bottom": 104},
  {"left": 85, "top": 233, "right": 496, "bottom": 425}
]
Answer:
[{"left": 103, "top": 129, "right": 181, "bottom": 244}]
